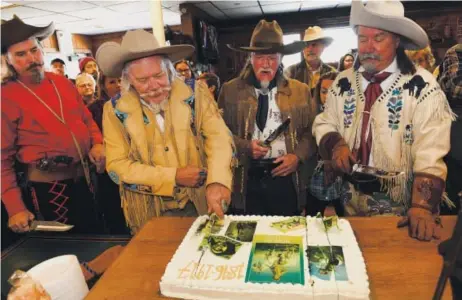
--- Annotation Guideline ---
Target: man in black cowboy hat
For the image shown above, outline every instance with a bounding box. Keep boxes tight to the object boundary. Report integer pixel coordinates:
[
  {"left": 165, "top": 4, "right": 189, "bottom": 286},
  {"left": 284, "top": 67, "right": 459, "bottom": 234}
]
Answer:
[
  {"left": 1, "top": 16, "right": 105, "bottom": 234},
  {"left": 219, "top": 20, "right": 319, "bottom": 216}
]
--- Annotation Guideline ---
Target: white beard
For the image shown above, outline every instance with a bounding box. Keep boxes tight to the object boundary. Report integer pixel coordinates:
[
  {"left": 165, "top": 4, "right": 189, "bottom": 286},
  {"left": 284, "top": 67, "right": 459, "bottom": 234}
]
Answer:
[{"left": 144, "top": 97, "right": 169, "bottom": 114}]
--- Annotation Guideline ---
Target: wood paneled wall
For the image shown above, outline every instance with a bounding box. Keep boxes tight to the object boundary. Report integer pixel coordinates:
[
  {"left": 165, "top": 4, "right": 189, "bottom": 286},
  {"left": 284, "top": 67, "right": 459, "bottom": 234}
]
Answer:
[
  {"left": 41, "top": 33, "right": 59, "bottom": 53},
  {"left": 90, "top": 25, "right": 182, "bottom": 55},
  {"left": 72, "top": 34, "right": 93, "bottom": 53}
]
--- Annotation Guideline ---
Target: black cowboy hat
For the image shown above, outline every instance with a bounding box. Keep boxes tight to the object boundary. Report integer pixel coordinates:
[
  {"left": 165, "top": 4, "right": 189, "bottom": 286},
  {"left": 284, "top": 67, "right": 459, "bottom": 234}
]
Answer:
[
  {"left": 1, "top": 15, "right": 55, "bottom": 54},
  {"left": 227, "top": 20, "right": 306, "bottom": 55}
]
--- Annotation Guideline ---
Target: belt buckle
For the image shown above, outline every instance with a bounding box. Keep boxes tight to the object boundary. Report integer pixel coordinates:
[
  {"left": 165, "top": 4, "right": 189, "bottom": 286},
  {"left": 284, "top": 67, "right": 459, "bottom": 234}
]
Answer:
[{"left": 36, "top": 158, "right": 57, "bottom": 171}]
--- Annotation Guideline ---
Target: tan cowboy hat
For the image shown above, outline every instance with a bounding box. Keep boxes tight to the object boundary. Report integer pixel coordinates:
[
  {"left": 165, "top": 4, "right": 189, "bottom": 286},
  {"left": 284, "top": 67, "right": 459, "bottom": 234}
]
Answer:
[
  {"left": 350, "top": 0, "right": 428, "bottom": 50},
  {"left": 96, "top": 29, "right": 195, "bottom": 78},
  {"left": 227, "top": 20, "right": 306, "bottom": 55},
  {"left": 1, "top": 15, "right": 54, "bottom": 54},
  {"left": 303, "top": 26, "right": 333, "bottom": 46}
]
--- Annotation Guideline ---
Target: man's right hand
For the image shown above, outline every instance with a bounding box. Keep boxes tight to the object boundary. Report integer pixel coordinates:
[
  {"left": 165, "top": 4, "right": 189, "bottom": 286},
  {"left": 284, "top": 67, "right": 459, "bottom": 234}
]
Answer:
[
  {"left": 8, "top": 210, "right": 35, "bottom": 233},
  {"left": 332, "top": 142, "right": 356, "bottom": 174},
  {"left": 250, "top": 140, "right": 269, "bottom": 159},
  {"left": 175, "top": 166, "right": 207, "bottom": 188}
]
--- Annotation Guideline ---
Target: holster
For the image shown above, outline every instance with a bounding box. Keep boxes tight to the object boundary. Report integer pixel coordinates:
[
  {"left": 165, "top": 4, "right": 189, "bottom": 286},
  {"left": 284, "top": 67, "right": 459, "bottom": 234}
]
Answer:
[{"left": 344, "top": 172, "right": 382, "bottom": 195}]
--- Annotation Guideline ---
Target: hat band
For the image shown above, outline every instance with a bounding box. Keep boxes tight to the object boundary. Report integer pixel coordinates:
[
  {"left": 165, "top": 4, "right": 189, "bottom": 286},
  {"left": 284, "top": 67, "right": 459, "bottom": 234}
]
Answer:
[{"left": 251, "top": 41, "right": 283, "bottom": 48}]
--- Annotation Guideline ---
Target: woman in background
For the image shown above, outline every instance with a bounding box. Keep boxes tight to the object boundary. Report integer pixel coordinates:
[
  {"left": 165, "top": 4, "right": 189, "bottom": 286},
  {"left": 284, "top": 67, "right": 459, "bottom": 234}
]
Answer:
[
  {"left": 174, "top": 59, "right": 195, "bottom": 80},
  {"left": 88, "top": 74, "right": 121, "bottom": 130},
  {"left": 338, "top": 53, "right": 355, "bottom": 71},
  {"left": 87, "top": 74, "right": 127, "bottom": 234},
  {"left": 314, "top": 71, "right": 339, "bottom": 110},
  {"left": 198, "top": 72, "right": 221, "bottom": 101},
  {"left": 307, "top": 71, "right": 344, "bottom": 217}
]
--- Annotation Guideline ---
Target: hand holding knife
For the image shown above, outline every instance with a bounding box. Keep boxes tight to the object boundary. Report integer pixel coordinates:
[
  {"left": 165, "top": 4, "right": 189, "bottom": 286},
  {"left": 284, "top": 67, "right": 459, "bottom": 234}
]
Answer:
[
  {"left": 258, "top": 117, "right": 291, "bottom": 148},
  {"left": 29, "top": 220, "right": 74, "bottom": 232}
]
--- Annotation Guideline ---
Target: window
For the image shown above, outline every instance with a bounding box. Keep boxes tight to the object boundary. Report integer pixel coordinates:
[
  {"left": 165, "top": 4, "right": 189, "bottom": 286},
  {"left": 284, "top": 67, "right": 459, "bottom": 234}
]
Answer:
[
  {"left": 282, "top": 33, "right": 302, "bottom": 68},
  {"left": 321, "top": 27, "right": 357, "bottom": 63}
]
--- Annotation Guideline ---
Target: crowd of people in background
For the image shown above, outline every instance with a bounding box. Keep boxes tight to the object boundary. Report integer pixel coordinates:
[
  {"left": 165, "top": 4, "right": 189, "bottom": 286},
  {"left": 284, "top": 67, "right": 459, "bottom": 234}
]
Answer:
[{"left": 1, "top": 0, "right": 461, "bottom": 248}]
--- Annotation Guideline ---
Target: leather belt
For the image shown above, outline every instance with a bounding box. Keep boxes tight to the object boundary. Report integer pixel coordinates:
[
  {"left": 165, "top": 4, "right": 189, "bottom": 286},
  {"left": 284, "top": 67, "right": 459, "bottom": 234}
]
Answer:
[
  {"left": 250, "top": 159, "right": 281, "bottom": 171},
  {"left": 27, "top": 163, "right": 85, "bottom": 182}
]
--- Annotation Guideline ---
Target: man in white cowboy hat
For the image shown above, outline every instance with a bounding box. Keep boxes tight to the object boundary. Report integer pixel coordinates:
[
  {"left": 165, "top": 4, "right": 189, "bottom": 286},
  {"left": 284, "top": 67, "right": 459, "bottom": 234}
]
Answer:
[
  {"left": 313, "top": 0, "right": 455, "bottom": 241},
  {"left": 97, "top": 29, "right": 234, "bottom": 233},
  {"left": 285, "top": 26, "right": 336, "bottom": 94},
  {"left": 219, "top": 20, "right": 318, "bottom": 216},
  {"left": 1, "top": 16, "right": 105, "bottom": 234}
]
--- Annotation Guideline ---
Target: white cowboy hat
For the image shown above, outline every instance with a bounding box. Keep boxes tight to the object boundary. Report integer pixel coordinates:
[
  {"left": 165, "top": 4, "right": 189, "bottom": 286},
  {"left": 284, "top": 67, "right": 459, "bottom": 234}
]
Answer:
[
  {"left": 350, "top": 0, "right": 428, "bottom": 50},
  {"left": 303, "top": 26, "right": 333, "bottom": 46},
  {"left": 96, "top": 29, "right": 195, "bottom": 78}
]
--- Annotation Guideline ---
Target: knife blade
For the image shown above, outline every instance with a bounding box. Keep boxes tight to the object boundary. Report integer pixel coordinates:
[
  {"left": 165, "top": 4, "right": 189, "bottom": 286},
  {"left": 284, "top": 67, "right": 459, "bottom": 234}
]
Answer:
[
  {"left": 351, "top": 164, "right": 404, "bottom": 178},
  {"left": 194, "top": 214, "right": 218, "bottom": 276},
  {"left": 30, "top": 221, "right": 74, "bottom": 232},
  {"left": 260, "top": 117, "right": 291, "bottom": 147}
]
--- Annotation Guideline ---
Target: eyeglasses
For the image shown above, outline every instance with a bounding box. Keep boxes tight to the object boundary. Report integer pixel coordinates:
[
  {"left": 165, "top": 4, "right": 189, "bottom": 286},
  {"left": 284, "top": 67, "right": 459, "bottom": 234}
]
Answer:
[
  {"left": 77, "top": 83, "right": 94, "bottom": 88},
  {"left": 177, "top": 69, "right": 191, "bottom": 75}
]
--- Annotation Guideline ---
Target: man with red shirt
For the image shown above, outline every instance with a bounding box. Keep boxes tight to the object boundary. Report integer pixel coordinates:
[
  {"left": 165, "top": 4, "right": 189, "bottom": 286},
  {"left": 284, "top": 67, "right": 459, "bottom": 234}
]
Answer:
[{"left": 1, "top": 16, "right": 105, "bottom": 234}]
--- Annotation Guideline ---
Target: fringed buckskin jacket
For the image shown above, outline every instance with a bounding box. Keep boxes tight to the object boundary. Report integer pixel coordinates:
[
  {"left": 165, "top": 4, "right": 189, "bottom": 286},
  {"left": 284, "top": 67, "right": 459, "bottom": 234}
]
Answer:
[
  {"left": 103, "top": 78, "right": 234, "bottom": 233},
  {"left": 313, "top": 67, "right": 455, "bottom": 213},
  {"left": 218, "top": 66, "right": 319, "bottom": 212}
]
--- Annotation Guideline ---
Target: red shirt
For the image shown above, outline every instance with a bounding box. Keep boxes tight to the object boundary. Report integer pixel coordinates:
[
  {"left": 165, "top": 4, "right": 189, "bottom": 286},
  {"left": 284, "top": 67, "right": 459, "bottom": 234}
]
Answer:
[{"left": 1, "top": 72, "right": 103, "bottom": 216}]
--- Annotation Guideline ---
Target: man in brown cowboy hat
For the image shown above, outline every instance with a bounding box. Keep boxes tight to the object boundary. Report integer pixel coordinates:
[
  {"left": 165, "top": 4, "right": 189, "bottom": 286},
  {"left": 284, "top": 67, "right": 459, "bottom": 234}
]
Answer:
[
  {"left": 1, "top": 16, "right": 105, "bottom": 234},
  {"left": 97, "top": 29, "right": 234, "bottom": 233},
  {"left": 313, "top": 1, "right": 454, "bottom": 241},
  {"left": 219, "top": 20, "right": 318, "bottom": 216},
  {"left": 285, "top": 26, "right": 336, "bottom": 95}
]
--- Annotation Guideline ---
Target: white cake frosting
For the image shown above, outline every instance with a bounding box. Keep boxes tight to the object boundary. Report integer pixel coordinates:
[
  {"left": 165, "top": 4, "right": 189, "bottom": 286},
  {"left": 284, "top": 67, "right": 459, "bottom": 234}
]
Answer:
[{"left": 160, "top": 216, "right": 370, "bottom": 300}]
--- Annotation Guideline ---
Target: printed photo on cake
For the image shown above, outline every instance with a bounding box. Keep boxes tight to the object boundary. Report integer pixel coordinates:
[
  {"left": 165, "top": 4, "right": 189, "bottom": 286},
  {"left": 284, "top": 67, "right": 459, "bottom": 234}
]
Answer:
[
  {"left": 307, "top": 246, "right": 348, "bottom": 281},
  {"left": 198, "top": 235, "right": 242, "bottom": 259},
  {"left": 195, "top": 215, "right": 224, "bottom": 236},
  {"left": 225, "top": 221, "right": 257, "bottom": 242},
  {"left": 245, "top": 235, "right": 304, "bottom": 284},
  {"left": 271, "top": 217, "right": 307, "bottom": 233}
]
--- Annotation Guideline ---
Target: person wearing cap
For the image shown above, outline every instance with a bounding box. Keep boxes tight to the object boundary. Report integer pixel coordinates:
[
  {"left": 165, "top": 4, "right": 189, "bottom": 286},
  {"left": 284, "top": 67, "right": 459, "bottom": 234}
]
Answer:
[
  {"left": 285, "top": 26, "right": 336, "bottom": 95},
  {"left": 1, "top": 16, "right": 105, "bottom": 234},
  {"left": 219, "top": 20, "right": 318, "bottom": 216},
  {"left": 79, "top": 56, "right": 99, "bottom": 81},
  {"left": 97, "top": 29, "right": 234, "bottom": 234},
  {"left": 50, "top": 58, "right": 66, "bottom": 77},
  {"left": 313, "top": 1, "right": 455, "bottom": 241}
]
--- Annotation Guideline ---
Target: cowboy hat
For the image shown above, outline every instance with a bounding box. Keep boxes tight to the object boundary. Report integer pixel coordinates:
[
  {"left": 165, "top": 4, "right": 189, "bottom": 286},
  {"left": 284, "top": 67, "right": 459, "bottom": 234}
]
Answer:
[
  {"left": 303, "top": 26, "right": 333, "bottom": 46},
  {"left": 96, "top": 29, "right": 195, "bottom": 78},
  {"left": 227, "top": 20, "right": 306, "bottom": 55},
  {"left": 350, "top": 0, "right": 428, "bottom": 50},
  {"left": 1, "top": 15, "right": 54, "bottom": 54}
]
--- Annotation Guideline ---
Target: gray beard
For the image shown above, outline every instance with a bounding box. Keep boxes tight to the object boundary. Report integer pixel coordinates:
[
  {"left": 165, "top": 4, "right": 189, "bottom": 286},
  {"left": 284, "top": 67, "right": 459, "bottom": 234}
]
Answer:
[
  {"left": 361, "top": 63, "right": 379, "bottom": 75},
  {"left": 30, "top": 69, "right": 44, "bottom": 83},
  {"left": 260, "top": 81, "right": 269, "bottom": 89},
  {"left": 144, "top": 97, "right": 169, "bottom": 114},
  {"left": 260, "top": 81, "right": 270, "bottom": 95}
]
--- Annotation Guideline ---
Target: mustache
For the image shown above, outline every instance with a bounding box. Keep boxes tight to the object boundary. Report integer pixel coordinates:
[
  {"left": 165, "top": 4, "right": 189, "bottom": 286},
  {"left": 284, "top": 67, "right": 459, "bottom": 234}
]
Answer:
[
  {"left": 139, "top": 86, "right": 171, "bottom": 98},
  {"left": 359, "top": 53, "right": 381, "bottom": 61},
  {"left": 27, "top": 63, "right": 43, "bottom": 70},
  {"left": 257, "top": 68, "right": 274, "bottom": 75}
]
